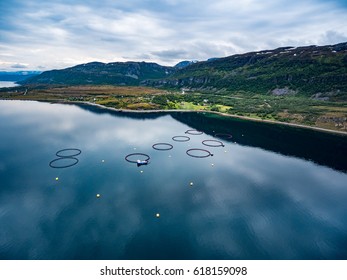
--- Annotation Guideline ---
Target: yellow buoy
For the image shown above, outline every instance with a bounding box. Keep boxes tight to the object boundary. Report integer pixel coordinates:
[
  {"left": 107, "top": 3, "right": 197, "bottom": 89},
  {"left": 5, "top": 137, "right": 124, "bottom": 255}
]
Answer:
[
  {"left": 96, "top": 194, "right": 101, "bottom": 198},
  {"left": 156, "top": 213, "right": 160, "bottom": 218},
  {"left": 55, "top": 177, "right": 59, "bottom": 181}
]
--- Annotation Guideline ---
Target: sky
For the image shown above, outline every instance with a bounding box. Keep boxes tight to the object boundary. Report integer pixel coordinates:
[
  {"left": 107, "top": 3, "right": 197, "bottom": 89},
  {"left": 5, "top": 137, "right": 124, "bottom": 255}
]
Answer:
[{"left": 0, "top": 0, "right": 347, "bottom": 71}]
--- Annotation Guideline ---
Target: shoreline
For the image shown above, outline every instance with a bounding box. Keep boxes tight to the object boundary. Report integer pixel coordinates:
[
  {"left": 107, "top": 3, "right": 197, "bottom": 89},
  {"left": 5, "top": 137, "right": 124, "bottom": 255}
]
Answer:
[
  {"left": 1, "top": 98, "right": 346, "bottom": 136},
  {"left": 79, "top": 101, "right": 347, "bottom": 136}
]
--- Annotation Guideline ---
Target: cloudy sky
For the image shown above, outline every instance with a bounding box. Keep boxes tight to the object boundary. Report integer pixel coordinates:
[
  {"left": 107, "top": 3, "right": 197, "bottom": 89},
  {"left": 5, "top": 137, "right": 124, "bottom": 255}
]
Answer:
[{"left": 1, "top": 0, "right": 347, "bottom": 71}]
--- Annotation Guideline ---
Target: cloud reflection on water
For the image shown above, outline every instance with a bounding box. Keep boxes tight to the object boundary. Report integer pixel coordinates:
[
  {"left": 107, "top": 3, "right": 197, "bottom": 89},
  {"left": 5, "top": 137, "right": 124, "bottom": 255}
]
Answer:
[{"left": 0, "top": 100, "right": 346, "bottom": 259}]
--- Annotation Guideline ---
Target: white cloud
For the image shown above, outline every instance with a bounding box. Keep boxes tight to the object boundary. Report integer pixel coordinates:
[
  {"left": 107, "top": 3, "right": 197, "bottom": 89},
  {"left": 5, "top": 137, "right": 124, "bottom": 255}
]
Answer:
[{"left": 0, "top": 0, "right": 346, "bottom": 70}]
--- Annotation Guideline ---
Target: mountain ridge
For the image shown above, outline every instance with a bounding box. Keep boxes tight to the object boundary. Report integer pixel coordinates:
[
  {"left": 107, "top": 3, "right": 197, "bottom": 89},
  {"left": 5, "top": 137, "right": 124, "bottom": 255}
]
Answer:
[
  {"left": 20, "top": 42, "right": 347, "bottom": 99},
  {"left": 144, "top": 42, "right": 347, "bottom": 99},
  {"left": 0, "top": 71, "right": 41, "bottom": 82},
  {"left": 21, "top": 61, "right": 175, "bottom": 86}
]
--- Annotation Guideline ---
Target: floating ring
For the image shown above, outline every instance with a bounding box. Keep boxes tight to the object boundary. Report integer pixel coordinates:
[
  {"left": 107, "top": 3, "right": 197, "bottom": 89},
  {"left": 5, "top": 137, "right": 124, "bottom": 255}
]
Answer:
[
  {"left": 214, "top": 133, "right": 232, "bottom": 139},
  {"left": 185, "top": 129, "right": 203, "bottom": 135},
  {"left": 49, "top": 157, "right": 79, "bottom": 168},
  {"left": 125, "top": 153, "right": 150, "bottom": 163},
  {"left": 56, "top": 148, "right": 82, "bottom": 157},
  {"left": 202, "top": 140, "right": 225, "bottom": 147},
  {"left": 172, "top": 136, "right": 190, "bottom": 142},
  {"left": 152, "top": 143, "right": 173, "bottom": 151},
  {"left": 186, "top": 148, "right": 213, "bottom": 158}
]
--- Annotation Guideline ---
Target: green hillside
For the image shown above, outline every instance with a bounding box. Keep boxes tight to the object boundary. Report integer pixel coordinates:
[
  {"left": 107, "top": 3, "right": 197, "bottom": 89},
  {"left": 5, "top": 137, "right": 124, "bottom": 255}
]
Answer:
[
  {"left": 20, "top": 43, "right": 347, "bottom": 101},
  {"left": 145, "top": 43, "right": 347, "bottom": 100},
  {"left": 20, "top": 61, "right": 175, "bottom": 86},
  {"left": 8, "top": 42, "right": 346, "bottom": 133}
]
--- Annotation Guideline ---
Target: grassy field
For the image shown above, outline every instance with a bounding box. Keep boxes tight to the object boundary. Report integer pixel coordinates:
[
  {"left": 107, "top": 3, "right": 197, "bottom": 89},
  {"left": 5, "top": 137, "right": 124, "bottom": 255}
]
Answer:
[{"left": 1, "top": 85, "right": 346, "bottom": 133}]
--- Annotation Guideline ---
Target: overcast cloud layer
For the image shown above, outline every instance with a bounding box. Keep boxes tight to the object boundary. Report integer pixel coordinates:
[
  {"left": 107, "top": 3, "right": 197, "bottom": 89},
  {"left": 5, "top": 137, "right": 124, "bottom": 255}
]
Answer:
[{"left": 1, "top": 0, "right": 347, "bottom": 71}]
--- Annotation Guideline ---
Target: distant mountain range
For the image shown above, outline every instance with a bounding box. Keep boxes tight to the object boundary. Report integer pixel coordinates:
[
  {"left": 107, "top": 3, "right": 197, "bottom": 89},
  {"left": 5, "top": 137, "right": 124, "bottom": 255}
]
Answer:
[
  {"left": 0, "top": 71, "right": 41, "bottom": 81},
  {"left": 19, "top": 42, "right": 347, "bottom": 98},
  {"left": 20, "top": 62, "right": 174, "bottom": 86},
  {"left": 174, "top": 60, "right": 198, "bottom": 69}
]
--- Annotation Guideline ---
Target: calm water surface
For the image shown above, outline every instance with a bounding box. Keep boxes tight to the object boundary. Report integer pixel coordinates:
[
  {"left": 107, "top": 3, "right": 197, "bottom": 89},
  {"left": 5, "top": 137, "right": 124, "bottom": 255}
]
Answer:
[
  {"left": 0, "top": 100, "right": 346, "bottom": 260},
  {"left": 0, "top": 81, "right": 18, "bottom": 88}
]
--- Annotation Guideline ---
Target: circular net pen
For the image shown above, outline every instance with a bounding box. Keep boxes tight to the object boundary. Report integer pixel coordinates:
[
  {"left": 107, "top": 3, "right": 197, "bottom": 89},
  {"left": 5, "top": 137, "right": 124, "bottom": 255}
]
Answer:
[
  {"left": 49, "top": 157, "right": 79, "bottom": 168},
  {"left": 214, "top": 133, "right": 232, "bottom": 139},
  {"left": 125, "top": 153, "right": 150, "bottom": 163},
  {"left": 56, "top": 148, "right": 82, "bottom": 157},
  {"left": 185, "top": 129, "right": 203, "bottom": 135},
  {"left": 152, "top": 143, "right": 173, "bottom": 151},
  {"left": 186, "top": 148, "right": 213, "bottom": 158},
  {"left": 172, "top": 136, "right": 190, "bottom": 142},
  {"left": 202, "top": 139, "right": 225, "bottom": 147},
  {"left": 49, "top": 148, "right": 82, "bottom": 168}
]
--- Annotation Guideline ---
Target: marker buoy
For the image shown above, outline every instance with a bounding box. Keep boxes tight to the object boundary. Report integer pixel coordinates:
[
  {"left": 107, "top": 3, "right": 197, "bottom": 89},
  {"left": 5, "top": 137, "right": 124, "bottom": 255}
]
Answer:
[
  {"left": 55, "top": 177, "right": 59, "bottom": 181},
  {"left": 96, "top": 194, "right": 101, "bottom": 198},
  {"left": 156, "top": 213, "right": 160, "bottom": 218},
  {"left": 190, "top": 182, "right": 194, "bottom": 186}
]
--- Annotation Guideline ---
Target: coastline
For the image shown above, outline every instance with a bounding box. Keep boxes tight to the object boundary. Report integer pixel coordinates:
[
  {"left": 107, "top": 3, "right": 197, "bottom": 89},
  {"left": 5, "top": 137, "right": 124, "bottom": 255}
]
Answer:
[
  {"left": 78, "top": 101, "right": 347, "bottom": 136},
  {"left": 1, "top": 98, "right": 346, "bottom": 136}
]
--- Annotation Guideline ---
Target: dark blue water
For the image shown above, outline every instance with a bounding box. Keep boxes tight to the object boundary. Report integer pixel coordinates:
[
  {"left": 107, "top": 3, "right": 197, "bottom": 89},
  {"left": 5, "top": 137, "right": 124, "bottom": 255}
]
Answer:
[{"left": 0, "top": 100, "right": 346, "bottom": 260}]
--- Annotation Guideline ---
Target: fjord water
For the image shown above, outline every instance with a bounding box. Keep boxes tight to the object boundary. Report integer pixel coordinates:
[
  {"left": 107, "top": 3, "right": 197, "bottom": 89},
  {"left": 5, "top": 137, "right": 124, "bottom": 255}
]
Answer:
[
  {"left": 0, "top": 100, "right": 346, "bottom": 260},
  {"left": 0, "top": 81, "right": 18, "bottom": 88}
]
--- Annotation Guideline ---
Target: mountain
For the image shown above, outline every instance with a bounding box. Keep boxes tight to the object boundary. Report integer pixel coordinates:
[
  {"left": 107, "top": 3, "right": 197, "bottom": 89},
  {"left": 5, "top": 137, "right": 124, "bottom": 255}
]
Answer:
[
  {"left": 20, "top": 61, "right": 175, "bottom": 86},
  {"left": 174, "top": 60, "right": 198, "bottom": 69},
  {"left": 19, "top": 43, "right": 347, "bottom": 99},
  {"left": 145, "top": 42, "right": 347, "bottom": 99},
  {"left": 0, "top": 71, "right": 41, "bottom": 82},
  {"left": 174, "top": 59, "right": 219, "bottom": 69}
]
